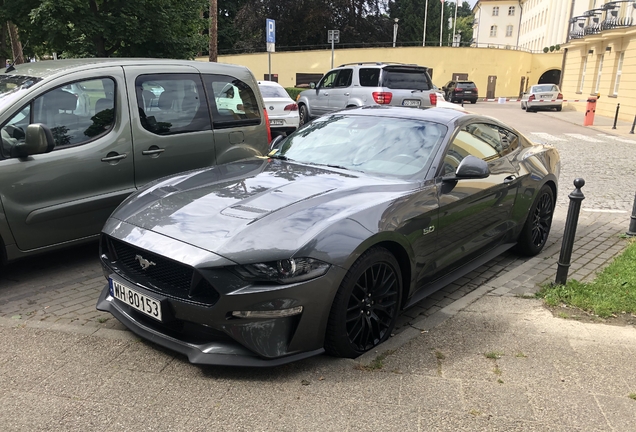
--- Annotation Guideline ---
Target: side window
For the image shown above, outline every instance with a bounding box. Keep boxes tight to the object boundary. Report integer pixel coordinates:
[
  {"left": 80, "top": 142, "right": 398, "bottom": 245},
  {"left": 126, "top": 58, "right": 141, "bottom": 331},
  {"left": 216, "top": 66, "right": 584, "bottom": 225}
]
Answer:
[
  {"left": 0, "top": 106, "right": 30, "bottom": 159},
  {"left": 319, "top": 71, "right": 338, "bottom": 88},
  {"left": 359, "top": 68, "right": 380, "bottom": 87},
  {"left": 203, "top": 74, "right": 261, "bottom": 129},
  {"left": 441, "top": 124, "right": 502, "bottom": 175},
  {"left": 1, "top": 78, "right": 116, "bottom": 155},
  {"left": 498, "top": 127, "right": 519, "bottom": 155},
  {"left": 334, "top": 69, "right": 353, "bottom": 88},
  {"left": 136, "top": 74, "right": 210, "bottom": 136}
]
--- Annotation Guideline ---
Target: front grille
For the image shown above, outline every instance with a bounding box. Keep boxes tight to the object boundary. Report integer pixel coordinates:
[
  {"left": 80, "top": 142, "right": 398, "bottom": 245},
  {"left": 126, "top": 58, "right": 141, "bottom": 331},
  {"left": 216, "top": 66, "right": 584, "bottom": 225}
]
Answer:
[{"left": 103, "top": 236, "right": 219, "bottom": 306}]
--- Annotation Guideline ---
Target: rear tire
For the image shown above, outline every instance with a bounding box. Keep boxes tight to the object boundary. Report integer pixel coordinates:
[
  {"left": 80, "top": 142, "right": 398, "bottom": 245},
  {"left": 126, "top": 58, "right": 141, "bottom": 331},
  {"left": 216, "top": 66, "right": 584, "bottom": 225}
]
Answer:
[
  {"left": 516, "top": 185, "right": 555, "bottom": 256},
  {"left": 324, "top": 247, "right": 402, "bottom": 358},
  {"left": 556, "top": 106, "right": 562, "bottom": 112},
  {"left": 470, "top": 99, "right": 477, "bottom": 104}
]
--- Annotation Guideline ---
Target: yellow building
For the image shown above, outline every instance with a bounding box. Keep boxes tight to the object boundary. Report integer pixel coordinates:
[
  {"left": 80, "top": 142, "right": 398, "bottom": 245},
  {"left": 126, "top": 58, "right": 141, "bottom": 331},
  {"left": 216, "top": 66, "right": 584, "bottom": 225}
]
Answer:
[
  {"left": 562, "top": 0, "right": 636, "bottom": 120},
  {"left": 207, "top": 47, "right": 562, "bottom": 100}
]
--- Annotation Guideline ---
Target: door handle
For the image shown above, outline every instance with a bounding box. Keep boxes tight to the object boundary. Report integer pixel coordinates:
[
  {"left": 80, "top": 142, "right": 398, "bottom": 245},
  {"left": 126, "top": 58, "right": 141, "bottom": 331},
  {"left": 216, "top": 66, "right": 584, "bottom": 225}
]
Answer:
[
  {"left": 323, "top": 92, "right": 329, "bottom": 96},
  {"left": 142, "top": 148, "right": 165, "bottom": 156},
  {"left": 344, "top": 92, "right": 350, "bottom": 96},
  {"left": 101, "top": 153, "right": 127, "bottom": 162},
  {"left": 503, "top": 175, "right": 517, "bottom": 183}
]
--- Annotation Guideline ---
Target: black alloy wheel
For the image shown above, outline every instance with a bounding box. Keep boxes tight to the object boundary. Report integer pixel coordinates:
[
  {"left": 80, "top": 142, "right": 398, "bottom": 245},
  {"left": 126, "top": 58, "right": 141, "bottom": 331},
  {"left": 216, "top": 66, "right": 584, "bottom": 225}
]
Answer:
[
  {"left": 516, "top": 185, "right": 554, "bottom": 256},
  {"left": 325, "top": 248, "right": 402, "bottom": 358}
]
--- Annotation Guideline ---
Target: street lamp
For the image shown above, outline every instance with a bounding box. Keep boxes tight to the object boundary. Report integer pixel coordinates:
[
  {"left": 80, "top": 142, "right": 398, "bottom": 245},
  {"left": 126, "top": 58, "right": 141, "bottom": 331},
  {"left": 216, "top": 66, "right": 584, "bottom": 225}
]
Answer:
[{"left": 393, "top": 18, "right": 399, "bottom": 48}]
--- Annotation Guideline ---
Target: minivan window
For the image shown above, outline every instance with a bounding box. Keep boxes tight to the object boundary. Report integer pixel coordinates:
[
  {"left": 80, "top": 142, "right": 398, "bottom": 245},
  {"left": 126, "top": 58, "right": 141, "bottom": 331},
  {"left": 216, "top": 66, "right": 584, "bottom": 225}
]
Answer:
[
  {"left": 203, "top": 75, "right": 261, "bottom": 129},
  {"left": 381, "top": 68, "right": 431, "bottom": 90},
  {"left": 334, "top": 69, "right": 353, "bottom": 87},
  {"left": 136, "top": 74, "right": 211, "bottom": 136},
  {"left": 0, "top": 75, "right": 41, "bottom": 100},
  {"left": 1, "top": 77, "right": 117, "bottom": 154}
]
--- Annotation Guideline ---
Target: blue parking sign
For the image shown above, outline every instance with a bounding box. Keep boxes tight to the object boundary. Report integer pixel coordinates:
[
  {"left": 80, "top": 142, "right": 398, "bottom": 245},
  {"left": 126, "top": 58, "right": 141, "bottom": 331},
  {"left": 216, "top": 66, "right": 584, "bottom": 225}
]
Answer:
[{"left": 266, "top": 19, "right": 275, "bottom": 43}]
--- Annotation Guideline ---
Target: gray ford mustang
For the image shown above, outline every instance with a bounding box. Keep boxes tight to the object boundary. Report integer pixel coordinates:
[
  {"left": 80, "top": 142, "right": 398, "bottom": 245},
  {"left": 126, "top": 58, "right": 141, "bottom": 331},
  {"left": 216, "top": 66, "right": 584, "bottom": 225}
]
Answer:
[{"left": 97, "top": 106, "right": 560, "bottom": 366}]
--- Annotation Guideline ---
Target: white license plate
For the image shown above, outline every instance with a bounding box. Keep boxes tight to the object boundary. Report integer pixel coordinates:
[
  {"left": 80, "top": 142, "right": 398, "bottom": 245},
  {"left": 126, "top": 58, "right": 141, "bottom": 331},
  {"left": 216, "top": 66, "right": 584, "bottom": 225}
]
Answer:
[
  {"left": 402, "top": 99, "right": 421, "bottom": 107},
  {"left": 269, "top": 119, "right": 284, "bottom": 125},
  {"left": 109, "top": 278, "right": 162, "bottom": 321},
  {"left": 540, "top": 94, "right": 551, "bottom": 99}
]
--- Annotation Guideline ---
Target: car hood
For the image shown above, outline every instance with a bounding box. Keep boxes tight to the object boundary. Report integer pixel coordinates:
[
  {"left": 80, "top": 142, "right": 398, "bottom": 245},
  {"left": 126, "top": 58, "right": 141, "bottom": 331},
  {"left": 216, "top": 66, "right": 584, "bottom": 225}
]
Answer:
[{"left": 109, "top": 158, "right": 413, "bottom": 262}]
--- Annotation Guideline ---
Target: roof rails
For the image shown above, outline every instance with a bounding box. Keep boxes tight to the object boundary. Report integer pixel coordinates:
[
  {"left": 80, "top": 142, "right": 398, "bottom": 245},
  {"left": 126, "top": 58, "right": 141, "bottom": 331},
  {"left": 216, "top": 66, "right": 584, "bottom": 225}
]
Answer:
[{"left": 336, "top": 61, "right": 420, "bottom": 68}]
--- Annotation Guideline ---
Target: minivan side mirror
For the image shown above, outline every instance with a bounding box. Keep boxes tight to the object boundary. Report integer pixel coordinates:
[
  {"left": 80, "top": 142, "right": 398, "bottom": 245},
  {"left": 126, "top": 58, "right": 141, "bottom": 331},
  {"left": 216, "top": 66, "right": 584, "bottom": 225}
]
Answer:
[
  {"left": 310, "top": 82, "right": 316, "bottom": 89},
  {"left": 14, "top": 123, "right": 55, "bottom": 158}
]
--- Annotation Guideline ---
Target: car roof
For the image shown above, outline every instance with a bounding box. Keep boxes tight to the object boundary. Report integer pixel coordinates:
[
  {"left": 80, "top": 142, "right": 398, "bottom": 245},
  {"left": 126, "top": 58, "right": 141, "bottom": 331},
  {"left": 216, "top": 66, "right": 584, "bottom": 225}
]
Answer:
[
  {"left": 332, "top": 105, "right": 469, "bottom": 123},
  {"left": 257, "top": 80, "right": 284, "bottom": 87},
  {"left": 4, "top": 58, "right": 250, "bottom": 80}
]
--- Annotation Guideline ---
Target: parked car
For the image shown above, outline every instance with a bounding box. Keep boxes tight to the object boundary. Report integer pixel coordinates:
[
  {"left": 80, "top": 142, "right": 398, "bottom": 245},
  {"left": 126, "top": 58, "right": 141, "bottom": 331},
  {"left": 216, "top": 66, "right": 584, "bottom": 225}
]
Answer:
[
  {"left": 296, "top": 62, "right": 438, "bottom": 125},
  {"left": 258, "top": 80, "right": 299, "bottom": 136},
  {"left": 521, "top": 84, "right": 563, "bottom": 112},
  {"left": 0, "top": 58, "right": 270, "bottom": 263},
  {"left": 442, "top": 80, "right": 479, "bottom": 104},
  {"left": 97, "top": 105, "right": 560, "bottom": 366}
]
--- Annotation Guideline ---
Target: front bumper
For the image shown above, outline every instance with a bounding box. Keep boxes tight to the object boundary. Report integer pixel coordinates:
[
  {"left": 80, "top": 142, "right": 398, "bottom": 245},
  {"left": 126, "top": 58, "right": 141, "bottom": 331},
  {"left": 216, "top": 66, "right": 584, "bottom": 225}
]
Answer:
[{"left": 97, "top": 265, "right": 346, "bottom": 367}]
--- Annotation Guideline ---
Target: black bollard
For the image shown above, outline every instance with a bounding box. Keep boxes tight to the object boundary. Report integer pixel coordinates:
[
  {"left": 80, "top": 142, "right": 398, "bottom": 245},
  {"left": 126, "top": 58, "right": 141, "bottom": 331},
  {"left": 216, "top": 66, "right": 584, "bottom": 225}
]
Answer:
[
  {"left": 627, "top": 193, "right": 636, "bottom": 237},
  {"left": 612, "top": 103, "right": 620, "bottom": 129},
  {"left": 555, "top": 178, "right": 586, "bottom": 285},
  {"left": 630, "top": 115, "right": 636, "bottom": 134}
]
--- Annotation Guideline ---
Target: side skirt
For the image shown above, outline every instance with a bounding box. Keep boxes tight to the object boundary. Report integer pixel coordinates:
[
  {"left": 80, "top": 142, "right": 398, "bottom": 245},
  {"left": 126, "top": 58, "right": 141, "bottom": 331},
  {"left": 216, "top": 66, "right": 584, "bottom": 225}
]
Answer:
[{"left": 404, "top": 242, "right": 516, "bottom": 309}]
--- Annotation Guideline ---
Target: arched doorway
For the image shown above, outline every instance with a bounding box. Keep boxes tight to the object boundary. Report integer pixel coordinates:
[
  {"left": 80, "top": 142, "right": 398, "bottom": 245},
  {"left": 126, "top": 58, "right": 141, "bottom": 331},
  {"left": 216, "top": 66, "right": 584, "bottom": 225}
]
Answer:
[{"left": 538, "top": 69, "right": 561, "bottom": 85}]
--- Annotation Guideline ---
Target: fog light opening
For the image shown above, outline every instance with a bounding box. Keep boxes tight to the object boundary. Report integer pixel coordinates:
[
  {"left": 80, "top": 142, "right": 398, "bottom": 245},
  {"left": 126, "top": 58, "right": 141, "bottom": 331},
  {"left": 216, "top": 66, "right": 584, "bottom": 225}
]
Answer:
[{"left": 231, "top": 306, "right": 303, "bottom": 319}]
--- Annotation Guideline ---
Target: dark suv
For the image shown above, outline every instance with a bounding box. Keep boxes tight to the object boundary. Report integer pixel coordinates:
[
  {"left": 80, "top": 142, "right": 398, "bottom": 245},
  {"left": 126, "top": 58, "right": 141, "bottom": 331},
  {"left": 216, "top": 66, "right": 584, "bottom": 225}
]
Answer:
[
  {"left": 442, "top": 80, "right": 479, "bottom": 104},
  {"left": 296, "top": 62, "right": 438, "bottom": 125}
]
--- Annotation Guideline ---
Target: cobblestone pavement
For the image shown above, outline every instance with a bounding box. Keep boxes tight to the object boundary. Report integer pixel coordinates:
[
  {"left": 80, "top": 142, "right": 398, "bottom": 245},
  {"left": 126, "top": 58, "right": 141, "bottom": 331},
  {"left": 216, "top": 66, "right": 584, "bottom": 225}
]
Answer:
[{"left": 0, "top": 106, "right": 633, "bottom": 337}]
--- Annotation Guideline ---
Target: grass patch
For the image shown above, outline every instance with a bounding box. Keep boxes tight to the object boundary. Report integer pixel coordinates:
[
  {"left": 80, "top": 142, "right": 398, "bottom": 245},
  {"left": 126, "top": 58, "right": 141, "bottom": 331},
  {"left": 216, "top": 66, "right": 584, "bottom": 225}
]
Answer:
[
  {"left": 435, "top": 350, "right": 446, "bottom": 360},
  {"left": 485, "top": 351, "right": 504, "bottom": 359},
  {"left": 493, "top": 366, "right": 502, "bottom": 376},
  {"left": 537, "top": 240, "right": 636, "bottom": 318},
  {"left": 355, "top": 349, "right": 395, "bottom": 371},
  {"left": 515, "top": 352, "right": 527, "bottom": 358},
  {"left": 629, "top": 393, "right": 636, "bottom": 400}
]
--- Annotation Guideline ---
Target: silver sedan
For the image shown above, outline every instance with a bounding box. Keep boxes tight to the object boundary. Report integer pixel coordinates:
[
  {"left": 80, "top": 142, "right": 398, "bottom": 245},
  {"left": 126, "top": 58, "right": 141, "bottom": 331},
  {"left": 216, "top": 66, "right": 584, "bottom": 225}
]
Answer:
[{"left": 521, "top": 84, "right": 563, "bottom": 112}]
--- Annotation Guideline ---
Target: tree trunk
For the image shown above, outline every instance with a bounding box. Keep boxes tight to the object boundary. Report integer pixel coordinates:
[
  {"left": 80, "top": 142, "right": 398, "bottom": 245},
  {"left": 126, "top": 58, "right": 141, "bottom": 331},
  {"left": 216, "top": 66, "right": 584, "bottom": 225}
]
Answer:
[
  {"left": 7, "top": 21, "right": 24, "bottom": 64},
  {"left": 0, "top": 22, "right": 7, "bottom": 68},
  {"left": 209, "top": 0, "right": 217, "bottom": 62}
]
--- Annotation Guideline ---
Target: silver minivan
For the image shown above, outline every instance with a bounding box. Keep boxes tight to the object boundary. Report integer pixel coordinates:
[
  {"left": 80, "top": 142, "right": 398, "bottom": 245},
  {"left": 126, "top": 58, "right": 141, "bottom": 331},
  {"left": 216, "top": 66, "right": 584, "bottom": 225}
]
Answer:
[
  {"left": 0, "top": 58, "right": 269, "bottom": 263},
  {"left": 296, "top": 62, "right": 438, "bottom": 125}
]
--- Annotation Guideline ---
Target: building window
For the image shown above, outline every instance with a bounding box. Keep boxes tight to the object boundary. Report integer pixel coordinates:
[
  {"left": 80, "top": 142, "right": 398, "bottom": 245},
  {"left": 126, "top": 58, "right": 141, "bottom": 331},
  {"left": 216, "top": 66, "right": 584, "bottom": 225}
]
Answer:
[
  {"left": 506, "top": 25, "right": 513, "bottom": 37},
  {"left": 579, "top": 56, "right": 587, "bottom": 93},
  {"left": 509, "top": 6, "right": 515, "bottom": 16},
  {"left": 493, "top": 6, "right": 499, "bottom": 16},
  {"left": 595, "top": 54, "right": 604, "bottom": 93},
  {"left": 490, "top": 25, "right": 497, "bottom": 37},
  {"left": 613, "top": 52, "right": 624, "bottom": 95}
]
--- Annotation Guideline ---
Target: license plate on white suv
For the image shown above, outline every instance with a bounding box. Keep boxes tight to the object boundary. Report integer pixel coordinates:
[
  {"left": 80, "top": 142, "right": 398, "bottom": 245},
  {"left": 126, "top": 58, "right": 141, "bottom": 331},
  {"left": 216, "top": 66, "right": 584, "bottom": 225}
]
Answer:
[
  {"left": 269, "top": 119, "right": 284, "bottom": 125},
  {"left": 109, "top": 278, "right": 162, "bottom": 321},
  {"left": 402, "top": 99, "right": 421, "bottom": 107}
]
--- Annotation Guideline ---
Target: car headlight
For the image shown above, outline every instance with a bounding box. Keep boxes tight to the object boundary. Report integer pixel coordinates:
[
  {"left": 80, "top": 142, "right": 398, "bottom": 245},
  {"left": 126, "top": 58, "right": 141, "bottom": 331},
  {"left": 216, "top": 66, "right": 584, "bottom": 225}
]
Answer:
[{"left": 233, "top": 258, "right": 330, "bottom": 284}]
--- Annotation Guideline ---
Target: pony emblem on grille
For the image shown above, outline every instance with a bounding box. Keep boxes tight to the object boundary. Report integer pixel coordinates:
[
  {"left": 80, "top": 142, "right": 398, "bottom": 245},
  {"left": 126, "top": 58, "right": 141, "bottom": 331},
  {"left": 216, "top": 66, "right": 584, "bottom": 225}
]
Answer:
[{"left": 135, "top": 254, "right": 156, "bottom": 270}]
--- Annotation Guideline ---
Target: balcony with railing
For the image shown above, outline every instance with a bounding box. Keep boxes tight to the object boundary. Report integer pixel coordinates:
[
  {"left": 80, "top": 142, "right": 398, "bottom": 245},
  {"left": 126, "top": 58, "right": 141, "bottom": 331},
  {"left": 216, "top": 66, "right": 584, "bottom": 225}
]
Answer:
[{"left": 569, "top": 1, "right": 636, "bottom": 41}]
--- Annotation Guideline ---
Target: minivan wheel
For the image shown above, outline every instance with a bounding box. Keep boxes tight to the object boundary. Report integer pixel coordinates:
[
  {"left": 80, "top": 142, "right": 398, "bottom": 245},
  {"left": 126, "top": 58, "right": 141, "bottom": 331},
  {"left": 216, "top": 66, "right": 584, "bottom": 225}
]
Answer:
[
  {"left": 299, "top": 105, "right": 308, "bottom": 126},
  {"left": 324, "top": 247, "right": 402, "bottom": 358}
]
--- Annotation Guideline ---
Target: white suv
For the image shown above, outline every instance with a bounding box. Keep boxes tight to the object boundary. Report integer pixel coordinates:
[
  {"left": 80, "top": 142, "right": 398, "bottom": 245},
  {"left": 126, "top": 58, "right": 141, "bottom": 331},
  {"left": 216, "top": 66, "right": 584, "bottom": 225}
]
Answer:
[{"left": 296, "top": 62, "right": 438, "bottom": 125}]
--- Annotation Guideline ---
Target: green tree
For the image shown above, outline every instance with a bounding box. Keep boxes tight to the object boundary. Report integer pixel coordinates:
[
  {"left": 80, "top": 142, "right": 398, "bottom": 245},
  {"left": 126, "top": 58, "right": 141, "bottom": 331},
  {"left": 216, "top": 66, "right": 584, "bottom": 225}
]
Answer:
[{"left": 3, "top": 0, "right": 208, "bottom": 59}]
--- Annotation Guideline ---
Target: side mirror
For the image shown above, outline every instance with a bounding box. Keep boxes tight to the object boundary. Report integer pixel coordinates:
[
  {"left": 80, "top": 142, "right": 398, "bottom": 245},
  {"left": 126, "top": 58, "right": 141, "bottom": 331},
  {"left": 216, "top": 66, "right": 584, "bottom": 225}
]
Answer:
[
  {"left": 310, "top": 82, "right": 316, "bottom": 89},
  {"left": 14, "top": 123, "right": 55, "bottom": 158},
  {"left": 269, "top": 134, "right": 284, "bottom": 151},
  {"left": 444, "top": 155, "right": 490, "bottom": 181}
]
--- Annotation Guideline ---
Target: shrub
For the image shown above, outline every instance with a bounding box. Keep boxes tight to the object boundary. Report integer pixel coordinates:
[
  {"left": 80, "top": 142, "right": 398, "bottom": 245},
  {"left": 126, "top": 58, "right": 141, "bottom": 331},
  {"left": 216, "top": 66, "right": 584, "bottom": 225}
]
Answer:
[
  {"left": 555, "top": 44, "right": 561, "bottom": 51},
  {"left": 543, "top": 47, "right": 550, "bottom": 53},
  {"left": 285, "top": 87, "right": 304, "bottom": 101},
  {"left": 549, "top": 45, "right": 555, "bottom": 52}
]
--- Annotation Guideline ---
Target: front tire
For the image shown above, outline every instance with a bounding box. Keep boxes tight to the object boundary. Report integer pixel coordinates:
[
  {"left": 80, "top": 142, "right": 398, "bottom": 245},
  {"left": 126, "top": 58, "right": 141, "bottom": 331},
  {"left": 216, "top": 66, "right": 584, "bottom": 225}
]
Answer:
[
  {"left": 516, "top": 185, "right": 555, "bottom": 256},
  {"left": 299, "top": 104, "right": 308, "bottom": 126},
  {"left": 324, "top": 247, "right": 402, "bottom": 358}
]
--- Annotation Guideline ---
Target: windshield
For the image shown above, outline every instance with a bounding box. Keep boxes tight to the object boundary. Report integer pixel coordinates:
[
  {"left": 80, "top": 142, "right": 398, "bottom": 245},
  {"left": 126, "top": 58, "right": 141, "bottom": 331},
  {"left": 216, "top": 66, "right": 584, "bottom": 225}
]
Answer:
[
  {"left": 259, "top": 85, "right": 289, "bottom": 98},
  {"left": 275, "top": 114, "right": 447, "bottom": 178},
  {"left": 0, "top": 75, "right": 40, "bottom": 101}
]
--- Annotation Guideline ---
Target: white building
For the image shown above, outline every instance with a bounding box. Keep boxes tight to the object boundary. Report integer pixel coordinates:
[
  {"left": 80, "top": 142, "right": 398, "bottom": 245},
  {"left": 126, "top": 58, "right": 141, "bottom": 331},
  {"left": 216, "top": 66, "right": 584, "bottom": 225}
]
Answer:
[{"left": 473, "top": 0, "right": 595, "bottom": 52}]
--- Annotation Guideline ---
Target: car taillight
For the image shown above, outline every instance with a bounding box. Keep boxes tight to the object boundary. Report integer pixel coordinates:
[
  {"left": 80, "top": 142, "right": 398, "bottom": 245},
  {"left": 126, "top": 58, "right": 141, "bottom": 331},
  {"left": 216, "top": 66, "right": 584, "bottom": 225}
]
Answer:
[
  {"left": 429, "top": 93, "right": 437, "bottom": 106},
  {"left": 284, "top": 103, "right": 298, "bottom": 111},
  {"left": 372, "top": 92, "right": 392, "bottom": 104},
  {"left": 263, "top": 108, "right": 272, "bottom": 142},
  {"left": 528, "top": 94, "right": 536, "bottom": 102},
  {"left": 557, "top": 93, "right": 563, "bottom": 100},
  {"left": 454, "top": 88, "right": 462, "bottom": 92},
  {"left": 474, "top": 88, "right": 478, "bottom": 93}
]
